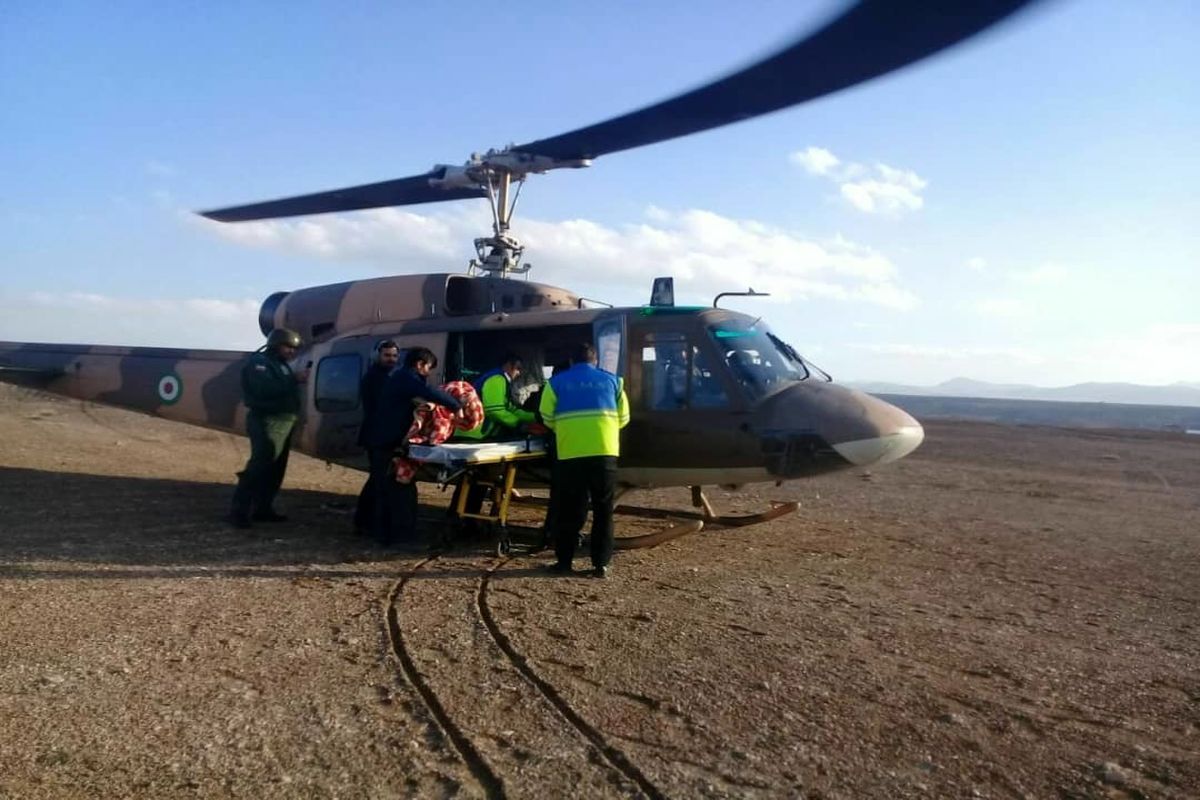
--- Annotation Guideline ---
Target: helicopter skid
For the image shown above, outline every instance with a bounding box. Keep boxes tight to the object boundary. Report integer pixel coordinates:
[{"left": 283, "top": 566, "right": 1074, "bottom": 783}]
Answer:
[
  {"left": 612, "top": 500, "right": 798, "bottom": 529},
  {"left": 614, "top": 519, "right": 705, "bottom": 549},
  {"left": 508, "top": 492, "right": 798, "bottom": 530}
]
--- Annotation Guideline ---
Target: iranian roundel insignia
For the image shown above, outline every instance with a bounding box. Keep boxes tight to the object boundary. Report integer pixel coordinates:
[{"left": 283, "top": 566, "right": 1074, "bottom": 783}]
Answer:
[{"left": 157, "top": 372, "right": 183, "bottom": 404}]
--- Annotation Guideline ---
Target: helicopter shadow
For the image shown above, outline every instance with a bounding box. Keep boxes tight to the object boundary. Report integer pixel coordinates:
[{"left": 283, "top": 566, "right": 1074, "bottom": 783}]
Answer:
[{"left": 0, "top": 466, "right": 518, "bottom": 580}]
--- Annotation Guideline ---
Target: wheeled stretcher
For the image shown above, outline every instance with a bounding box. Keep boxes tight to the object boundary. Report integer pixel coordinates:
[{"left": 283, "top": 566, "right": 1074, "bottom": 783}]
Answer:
[{"left": 405, "top": 437, "right": 549, "bottom": 555}]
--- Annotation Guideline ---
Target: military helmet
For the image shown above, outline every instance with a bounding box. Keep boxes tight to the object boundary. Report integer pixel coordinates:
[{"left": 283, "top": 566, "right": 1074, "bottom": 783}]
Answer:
[{"left": 266, "top": 328, "right": 302, "bottom": 349}]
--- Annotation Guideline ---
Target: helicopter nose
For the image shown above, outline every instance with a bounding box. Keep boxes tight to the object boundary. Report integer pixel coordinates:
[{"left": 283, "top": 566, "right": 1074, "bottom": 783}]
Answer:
[
  {"left": 831, "top": 413, "right": 924, "bottom": 466},
  {"left": 755, "top": 382, "right": 924, "bottom": 477}
]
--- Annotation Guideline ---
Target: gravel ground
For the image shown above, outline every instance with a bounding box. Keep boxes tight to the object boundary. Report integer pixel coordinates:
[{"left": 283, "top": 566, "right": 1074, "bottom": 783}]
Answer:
[{"left": 1, "top": 384, "right": 1197, "bottom": 798}]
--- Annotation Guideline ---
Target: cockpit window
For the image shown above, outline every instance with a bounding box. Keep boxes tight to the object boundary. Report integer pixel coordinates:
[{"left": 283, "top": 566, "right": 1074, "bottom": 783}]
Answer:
[
  {"left": 640, "top": 332, "right": 729, "bottom": 410},
  {"left": 708, "top": 320, "right": 830, "bottom": 399}
]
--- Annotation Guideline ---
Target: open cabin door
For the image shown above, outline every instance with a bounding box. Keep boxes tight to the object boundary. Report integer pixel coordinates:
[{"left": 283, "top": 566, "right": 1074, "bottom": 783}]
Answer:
[{"left": 593, "top": 314, "right": 626, "bottom": 378}]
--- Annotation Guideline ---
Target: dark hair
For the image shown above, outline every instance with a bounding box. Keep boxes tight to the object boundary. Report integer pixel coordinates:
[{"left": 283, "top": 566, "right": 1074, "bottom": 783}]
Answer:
[
  {"left": 375, "top": 339, "right": 399, "bottom": 354},
  {"left": 502, "top": 352, "right": 523, "bottom": 367},
  {"left": 571, "top": 342, "right": 597, "bottom": 365},
  {"left": 404, "top": 346, "right": 437, "bottom": 369}
]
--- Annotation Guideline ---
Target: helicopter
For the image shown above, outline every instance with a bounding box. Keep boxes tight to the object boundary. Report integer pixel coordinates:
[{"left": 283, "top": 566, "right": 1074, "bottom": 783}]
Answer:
[{"left": 0, "top": 1, "right": 1038, "bottom": 520}]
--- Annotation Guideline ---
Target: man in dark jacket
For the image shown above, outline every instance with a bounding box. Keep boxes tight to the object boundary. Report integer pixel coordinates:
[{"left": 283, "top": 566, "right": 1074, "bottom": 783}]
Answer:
[
  {"left": 353, "top": 340, "right": 400, "bottom": 534},
  {"left": 230, "top": 328, "right": 308, "bottom": 528},
  {"left": 365, "top": 346, "right": 461, "bottom": 546}
]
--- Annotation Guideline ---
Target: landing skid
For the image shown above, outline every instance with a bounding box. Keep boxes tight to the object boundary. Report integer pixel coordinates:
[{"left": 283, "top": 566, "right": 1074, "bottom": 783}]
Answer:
[
  {"left": 509, "top": 486, "right": 799, "bottom": 530},
  {"left": 612, "top": 500, "right": 798, "bottom": 528},
  {"left": 614, "top": 519, "right": 705, "bottom": 549}
]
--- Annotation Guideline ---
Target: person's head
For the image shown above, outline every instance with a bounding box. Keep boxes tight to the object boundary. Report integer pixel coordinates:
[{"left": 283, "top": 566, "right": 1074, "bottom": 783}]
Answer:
[
  {"left": 571, "top": 342, "right": 597, "bottom": 367},
  {"left": 404, "top": 346, "right": 438, "bottom": 377},
  {"left": 375, "top": 340, "right": 400, "bottom": 369},
  {"left": 265, "top": 328, "right": 302, "bottom": 361},
  {"left": 501, "top": 352, "right": 523, "bottom": 380}
]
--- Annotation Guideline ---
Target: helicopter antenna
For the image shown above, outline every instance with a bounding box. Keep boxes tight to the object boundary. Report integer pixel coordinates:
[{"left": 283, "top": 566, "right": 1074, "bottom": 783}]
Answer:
[{"left": 714, "top": 288, "right": 771, "bottom": 308}]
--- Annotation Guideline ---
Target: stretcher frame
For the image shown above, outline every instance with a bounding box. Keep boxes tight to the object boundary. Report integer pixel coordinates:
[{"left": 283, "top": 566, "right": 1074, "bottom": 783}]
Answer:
[{"left": 406, "top": 438, "right": 548, "bottom": 555}]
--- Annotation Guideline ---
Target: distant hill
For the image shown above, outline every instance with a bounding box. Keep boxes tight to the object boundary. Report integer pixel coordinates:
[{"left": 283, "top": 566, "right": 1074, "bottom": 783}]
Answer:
[{"left": 849, "top": 378, "right": 1200, "bottom": 408}]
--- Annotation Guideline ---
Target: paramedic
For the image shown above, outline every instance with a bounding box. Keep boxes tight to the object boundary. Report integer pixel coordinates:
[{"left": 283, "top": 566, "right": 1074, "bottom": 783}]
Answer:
[
  {"left": 452, "top": 353, "right": 538, "bottom": 523},
  {"left": 539, "top": 342, "right": 629, "bottom": 579},
  {"left": 460, "top": 353, "right": 536, "bottom": 440}
]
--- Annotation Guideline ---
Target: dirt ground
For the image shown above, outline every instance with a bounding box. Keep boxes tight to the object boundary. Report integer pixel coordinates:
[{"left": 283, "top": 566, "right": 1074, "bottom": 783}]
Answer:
[{"left": 1, "top": 383, "right": 1197, "bottom": 799}]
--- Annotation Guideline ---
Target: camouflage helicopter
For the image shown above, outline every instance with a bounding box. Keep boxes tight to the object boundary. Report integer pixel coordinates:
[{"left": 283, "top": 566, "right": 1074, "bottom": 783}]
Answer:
[{"left": 0, "top": 1, "right": 1037, "bottom": 523}]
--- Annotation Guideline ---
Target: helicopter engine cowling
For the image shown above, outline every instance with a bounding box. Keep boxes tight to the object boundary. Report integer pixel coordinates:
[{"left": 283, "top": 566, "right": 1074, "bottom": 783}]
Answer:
[
  {"left": 254, "top": 273, "right": 582, "bottom": 347},
  {"left": 258, "top": 291, "right": 291, "bottom": 337}
]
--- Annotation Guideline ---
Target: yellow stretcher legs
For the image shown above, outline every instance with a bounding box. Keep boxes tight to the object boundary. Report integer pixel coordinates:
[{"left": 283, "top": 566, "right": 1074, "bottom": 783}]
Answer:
[{"left": 453, "top": 460, "right": 521, "bottom": 555}]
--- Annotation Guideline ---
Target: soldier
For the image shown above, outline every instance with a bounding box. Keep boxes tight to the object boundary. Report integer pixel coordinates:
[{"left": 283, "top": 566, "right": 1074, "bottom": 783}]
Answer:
[
  {"left": 230, "top": 327, "right": 308, "bottom": 528},
  {"left": 354, "top": 340, "right": 401, "bottom": 534},
  {"left": 539, "top": 342, "right": 629, "bottom": 578}
]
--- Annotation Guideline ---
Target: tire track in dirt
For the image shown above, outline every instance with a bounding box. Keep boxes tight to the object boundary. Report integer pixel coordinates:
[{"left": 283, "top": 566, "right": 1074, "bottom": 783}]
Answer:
[
  {"left": 387, "top": 556, "right": 505, "bottom": 799},
  {"left": 388, "top": 550, "right": 660, "bottom": 797},
  {"left": 478, "top": 557, "right": 665, "bottom": 800}
]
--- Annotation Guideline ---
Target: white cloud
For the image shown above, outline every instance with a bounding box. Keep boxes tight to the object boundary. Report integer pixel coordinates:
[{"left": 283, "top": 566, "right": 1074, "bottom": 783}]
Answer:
[
  {"left": 789, "top": 146, "right": 840, "bottom": 176},
  {"left": 193, "top": 205, "right": 479, "bottom": 268},
  {"left": 791, "top": 146, "right": 928, "bottom": 216},
  {"left": 196, "top": 206, "right": 920, "bottom": 312},
  {"left": 974, "top": 297, "right": 1029, "bottom": 318},
  {"left": 1012, "top": 262, "right": 1071, "bottom": 287},
  {"left": 851, "top": 342, "right": 1046, "bottom": 366},
  {"left": 966, "top": 256, "right": 987, "bottom": 272},
  {"left": 1070, "top": 322, "right": 1200, "bottom": 385},
  {"left": 846, "top": 322, "right": 1200, "bottom": 386},
  {"left": 0, "top": 291, "right": 262, "bottom": 350}
]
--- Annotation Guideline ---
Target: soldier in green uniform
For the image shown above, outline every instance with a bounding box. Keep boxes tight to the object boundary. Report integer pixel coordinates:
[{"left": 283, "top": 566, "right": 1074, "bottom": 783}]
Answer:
[{"left": 229, "top": 328, "right": 308, "bottom": 528}]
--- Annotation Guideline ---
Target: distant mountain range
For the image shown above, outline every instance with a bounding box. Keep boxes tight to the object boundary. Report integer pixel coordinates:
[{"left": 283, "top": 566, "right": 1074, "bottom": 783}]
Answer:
[{"left": 848, "top": 378, "right": 1200, "bottom": 408}]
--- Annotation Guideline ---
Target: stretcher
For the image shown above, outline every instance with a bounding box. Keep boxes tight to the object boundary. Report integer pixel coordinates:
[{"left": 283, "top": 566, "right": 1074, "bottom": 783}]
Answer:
[{"left": 406, "top": 436, "right": 549, "bottom": 555}]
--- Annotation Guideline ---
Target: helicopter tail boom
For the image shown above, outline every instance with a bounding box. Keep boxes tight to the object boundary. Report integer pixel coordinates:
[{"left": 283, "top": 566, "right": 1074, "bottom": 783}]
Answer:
[{"left": 0, "top": 341, "right": 249, "bottom": 437}]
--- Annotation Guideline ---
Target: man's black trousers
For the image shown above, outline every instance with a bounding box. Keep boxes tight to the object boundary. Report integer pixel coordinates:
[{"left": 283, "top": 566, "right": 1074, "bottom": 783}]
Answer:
[
  {"left": 553, "top": 455, "right": 617, "bottom": 569},
  {"left": 368, "top": 446, "right": 418, "bottom": 545}
]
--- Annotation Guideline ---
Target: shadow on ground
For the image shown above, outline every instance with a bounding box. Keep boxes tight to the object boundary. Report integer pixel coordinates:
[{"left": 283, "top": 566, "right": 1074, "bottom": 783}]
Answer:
[{"left": 0, "top": 466, "right": 522, "bottom": 577}]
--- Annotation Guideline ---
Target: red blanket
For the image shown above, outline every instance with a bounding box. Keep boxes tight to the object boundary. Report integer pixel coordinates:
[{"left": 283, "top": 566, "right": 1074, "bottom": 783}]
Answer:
[{"left": 393, "top": 381, "right": 483, "bottom": 483}]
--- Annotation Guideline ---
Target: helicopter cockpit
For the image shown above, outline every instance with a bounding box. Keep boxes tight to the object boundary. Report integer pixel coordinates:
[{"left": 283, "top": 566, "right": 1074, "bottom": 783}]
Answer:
[{"left": 707, "top": 317, "right": 831, "bottom": 401}]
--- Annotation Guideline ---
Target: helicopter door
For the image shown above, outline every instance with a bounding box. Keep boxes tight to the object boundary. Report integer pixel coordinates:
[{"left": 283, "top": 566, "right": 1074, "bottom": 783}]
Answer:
[
  {"left": 621, "top": 326, "right": 753, "bottom": 476},
  {"left": 303, "top": 335, "right": 372, "bottom": 462},
  {"left": 593, "top": 315, "right": 626, "bottom": 377}
]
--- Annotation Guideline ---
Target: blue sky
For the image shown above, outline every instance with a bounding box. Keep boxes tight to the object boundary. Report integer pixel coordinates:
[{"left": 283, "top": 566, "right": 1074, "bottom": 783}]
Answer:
[{"left": 2, "top": 1, "right": 1196, "bottom": 387}]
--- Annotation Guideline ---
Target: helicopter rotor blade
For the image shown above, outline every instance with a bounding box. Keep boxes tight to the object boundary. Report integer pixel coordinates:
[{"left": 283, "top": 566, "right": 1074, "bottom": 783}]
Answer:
[
  {"left": 199, "top": 0, "right": 1038, "bottom": 224},
  {"left": 512, "top": 0, "right": 1038, "bottom": 161},
  {"left": 199, "top": 169, "right": 489, "bottom": 222}
]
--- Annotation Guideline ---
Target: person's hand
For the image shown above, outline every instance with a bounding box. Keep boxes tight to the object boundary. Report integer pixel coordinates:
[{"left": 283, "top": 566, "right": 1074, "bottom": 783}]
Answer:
[{"left": 295, "top": 367, "right": 311, "bottom": 384}]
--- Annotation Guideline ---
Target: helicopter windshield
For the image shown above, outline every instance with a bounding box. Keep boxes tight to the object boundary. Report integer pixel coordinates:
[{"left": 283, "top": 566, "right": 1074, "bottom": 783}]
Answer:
[{"left": 708, "top": 319, "right": 830, "bottom": 400}]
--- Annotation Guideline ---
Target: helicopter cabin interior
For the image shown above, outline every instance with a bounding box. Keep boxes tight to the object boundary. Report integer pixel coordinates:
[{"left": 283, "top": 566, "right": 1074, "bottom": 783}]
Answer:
[
  {"left": 443, "top": 312, "right": 760, "bottom": 417},
  {"left": 445, "top": 324, "right": 597, "bottom": 411}
]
